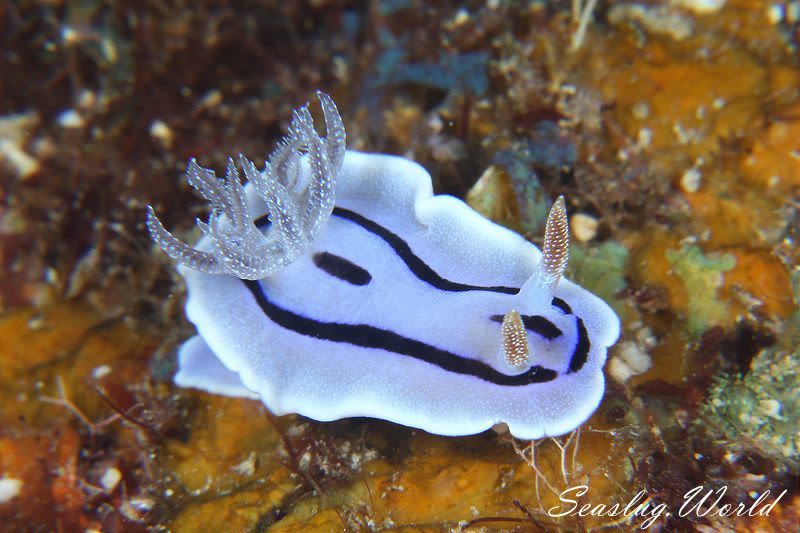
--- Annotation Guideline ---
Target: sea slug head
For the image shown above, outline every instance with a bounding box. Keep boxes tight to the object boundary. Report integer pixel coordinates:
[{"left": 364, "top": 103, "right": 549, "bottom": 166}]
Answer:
[{"left": 497, "top": 196, "right": 575, "bottom": 375}]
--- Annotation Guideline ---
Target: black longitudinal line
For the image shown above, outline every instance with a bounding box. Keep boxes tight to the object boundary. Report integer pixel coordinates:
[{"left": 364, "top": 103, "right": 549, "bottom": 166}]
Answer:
[
  {"left": 256, "top": 209, "right": 573, "bottom": 316},
  {"left": 328, "top": 208, "right": 591, "bottom": 368},
  {"left": 255, "top": 207, "right": 588, "bottom": 372},
  {"left": 243, "top": 280, "right": 558, "bottom": 386},
  {"left": 489, "top": 314, "right": 562, "bottom": 340},
  {"left": 551, "top": 297, "right": 572, "bottom": 315},
  {"left": 331, "top": 207, "right": 520, "bottom": 294},
  {"left": 567, "top": 318, "right": 590, "bottom": 374}
]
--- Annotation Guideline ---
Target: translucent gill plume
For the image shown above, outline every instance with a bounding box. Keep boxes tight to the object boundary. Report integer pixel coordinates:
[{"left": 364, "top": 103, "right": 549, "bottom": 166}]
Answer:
[{"left": 146, "top": 92, "right": 345, "bottom": 280}]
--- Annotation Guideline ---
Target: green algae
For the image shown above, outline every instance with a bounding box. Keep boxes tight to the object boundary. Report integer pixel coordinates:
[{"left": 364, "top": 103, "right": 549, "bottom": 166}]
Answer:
[
  {"left": 702, "top": 350, "right": 800, "bottom": 471},
  {"left": 568, "top": 240, "right": 630, "bottom": 320},
  {"left": 700, "top": 301, "right": 799, "bottom": 472},
  {"left": 666, "top": 244, "right": 736, "bottom": 336}
]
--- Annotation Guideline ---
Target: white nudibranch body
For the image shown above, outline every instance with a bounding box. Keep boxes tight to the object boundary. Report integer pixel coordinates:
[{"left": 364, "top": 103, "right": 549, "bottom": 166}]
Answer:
[{"left": 148, "top": 92, "right": 620, "bottom": 440}]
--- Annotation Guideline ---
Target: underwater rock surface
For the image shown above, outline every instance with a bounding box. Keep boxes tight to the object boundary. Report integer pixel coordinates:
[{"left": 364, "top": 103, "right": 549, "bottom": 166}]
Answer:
[{"left": 1, "top": 1, "right": 798, "bottom": 530}]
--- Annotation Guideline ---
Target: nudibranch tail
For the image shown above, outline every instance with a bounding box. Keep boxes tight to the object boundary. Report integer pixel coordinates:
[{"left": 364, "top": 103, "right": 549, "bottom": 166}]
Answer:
[
  {"left": 146, "top": 92, "right": 345, "bottom": 280},
  {"left": 501, "top": 309, "right": 531, "bottom": 370}
]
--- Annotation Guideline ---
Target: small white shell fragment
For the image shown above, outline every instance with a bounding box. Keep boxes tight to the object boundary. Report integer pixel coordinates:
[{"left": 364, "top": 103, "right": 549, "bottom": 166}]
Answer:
[
  {"left": 92, "top": 364, "right": 112, "bottom": 379},
  {"left": 571, "top": 213, "right": 599, "bottom": 242},
  {"left": 56, "top": 109, "right": 84, "bottom": 129},
  {"left": 195, "top": 89, "right": 223, "bottom": 112},
  {"left": 61, "top": 25, "right": 79, "bottom": 44},
  {"left": 0, "top": 139, "right": 39, "bottom": 179},
  {"left": 451, "top": 8, "right": 470, "bottom": 27},
  {"left": 149, "top": 120, "right": 174, "bottom": 148},
  {"left": 0, "top": 477, "right": 22, "bottom": 503},
  {"left": 100, "top": 467, "right": 122, "bottom": 492},
  {"left": 681, "top": 167, "right": 702, "bottom": 193},
  {"left": 608, "top": 4, "right": 693, "bottom": 41},
  {"left": 671, "top": 0, "right": 726, "bottom": 14},
  {"left": 608, "top": 340, "right": 652, "bottom": 383},
  {"left": 0, "top": 111, "right": 40, "bottom": 179},
  {"left": 767, "top": 3, "right": 784, "bottom": 24},
  {"left": 232, "top": 452, "right": 257, "bottom": 477},
  {"left": 632, "top": 101, "right": 650, "bottom": 120},
  {"left": 77, "top": 89, "right": 97, "bottom": 111},
  {"left": 637, "top": 128, "right": 653, "bottom": 148}
]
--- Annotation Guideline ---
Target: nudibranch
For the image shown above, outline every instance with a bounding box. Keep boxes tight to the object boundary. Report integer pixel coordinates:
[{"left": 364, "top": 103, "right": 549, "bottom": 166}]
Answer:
[{"left": 147, "top": 92, "right": 620, "bottom": 439}]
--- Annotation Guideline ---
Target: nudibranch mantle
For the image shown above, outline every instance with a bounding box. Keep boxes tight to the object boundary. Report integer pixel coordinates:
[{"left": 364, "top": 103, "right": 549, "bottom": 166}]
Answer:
[{"left": 148, "top": 93, "right": 620, "bottom": 440}]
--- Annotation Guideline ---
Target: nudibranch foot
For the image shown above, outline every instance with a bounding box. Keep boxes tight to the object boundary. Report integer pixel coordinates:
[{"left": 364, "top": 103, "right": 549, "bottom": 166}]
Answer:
[{"left": 175, "top": 335, "right": 258, "bottom": 399}]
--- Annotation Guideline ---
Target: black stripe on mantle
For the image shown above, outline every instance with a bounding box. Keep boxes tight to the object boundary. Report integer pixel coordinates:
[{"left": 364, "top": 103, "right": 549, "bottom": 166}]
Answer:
[
  {"left": 252, "top": 206, "right": 591, "bottom": 374},
  {"left": 332, "top": 207, "right": 521, "bottom": 294},
  {"left": 313, "top": 252, "right": 372, "bottom": 286},
  {"left": 255, "top": 208, "right": 574, "bottom": 312},
  {"left": 243, "top": 279, "right": 558, "bottom": 386},
  {"left": 567, "top": 318, "right": 590, "bottom": 374},
  {"left": 329, "top": 207, "right": 590, "bottom": 372}
]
